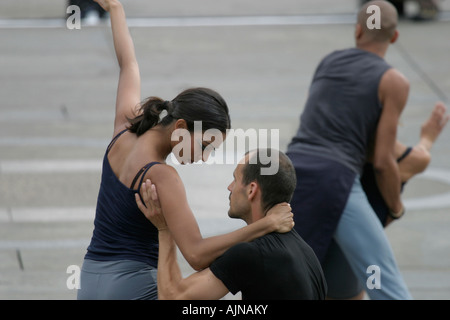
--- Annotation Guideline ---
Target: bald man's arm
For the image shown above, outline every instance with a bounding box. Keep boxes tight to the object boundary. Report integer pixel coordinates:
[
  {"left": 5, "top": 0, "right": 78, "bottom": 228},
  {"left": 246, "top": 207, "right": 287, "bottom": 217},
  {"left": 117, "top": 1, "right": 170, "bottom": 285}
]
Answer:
[{"left": 373, "top": 68, "right": 409, "bottom": 215}]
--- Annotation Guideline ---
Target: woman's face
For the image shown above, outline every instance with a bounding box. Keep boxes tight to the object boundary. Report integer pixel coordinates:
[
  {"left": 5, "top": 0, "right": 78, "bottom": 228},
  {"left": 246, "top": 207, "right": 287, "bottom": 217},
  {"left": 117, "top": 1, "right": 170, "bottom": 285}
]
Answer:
[{"left": 171, "top": 129, "right": 226, "bottom": 164}]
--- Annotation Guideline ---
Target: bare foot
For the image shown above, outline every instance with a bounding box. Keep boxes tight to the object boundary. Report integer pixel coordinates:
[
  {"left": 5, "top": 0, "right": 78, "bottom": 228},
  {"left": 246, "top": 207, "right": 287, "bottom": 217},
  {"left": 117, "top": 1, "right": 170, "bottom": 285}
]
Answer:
[{"left": 419, "top": 102, "right": 449, "bottom": 151}]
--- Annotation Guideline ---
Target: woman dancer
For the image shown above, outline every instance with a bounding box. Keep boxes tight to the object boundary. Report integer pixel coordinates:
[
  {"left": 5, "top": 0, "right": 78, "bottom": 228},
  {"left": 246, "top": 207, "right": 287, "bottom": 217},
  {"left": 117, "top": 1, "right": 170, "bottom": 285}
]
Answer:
[{"left": 77, "top": 0, "right": 293, "bottom": 300}]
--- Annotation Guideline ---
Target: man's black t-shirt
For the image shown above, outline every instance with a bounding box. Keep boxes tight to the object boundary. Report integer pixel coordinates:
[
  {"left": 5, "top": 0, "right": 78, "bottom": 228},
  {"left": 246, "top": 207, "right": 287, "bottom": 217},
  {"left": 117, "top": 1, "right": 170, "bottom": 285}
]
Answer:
[{"left": 209, "top": 230, "right": 327, "bottom": 300}]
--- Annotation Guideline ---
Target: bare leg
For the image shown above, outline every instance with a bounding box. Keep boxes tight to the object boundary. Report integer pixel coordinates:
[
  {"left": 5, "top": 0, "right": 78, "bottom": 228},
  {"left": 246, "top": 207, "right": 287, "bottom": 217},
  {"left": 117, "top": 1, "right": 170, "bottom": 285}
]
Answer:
[
  {"left": 396, "top": 102, "right": 448, "bottom": 182},
  {"left": 418, "top": 102, "right": 449, "bottom": 152},
  {"left": 380, "top": 103, "right": 449, "bottom": 227}
]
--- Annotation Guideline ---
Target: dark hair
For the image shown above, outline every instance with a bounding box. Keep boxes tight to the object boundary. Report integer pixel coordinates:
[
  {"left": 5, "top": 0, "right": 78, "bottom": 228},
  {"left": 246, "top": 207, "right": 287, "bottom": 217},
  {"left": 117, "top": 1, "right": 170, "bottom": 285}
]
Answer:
[
  {"left": 128, "top": 87, "right": 231, "bottom": 136},
  {"left": 241, "top": 149, "right": 297, "bottom": 213}
]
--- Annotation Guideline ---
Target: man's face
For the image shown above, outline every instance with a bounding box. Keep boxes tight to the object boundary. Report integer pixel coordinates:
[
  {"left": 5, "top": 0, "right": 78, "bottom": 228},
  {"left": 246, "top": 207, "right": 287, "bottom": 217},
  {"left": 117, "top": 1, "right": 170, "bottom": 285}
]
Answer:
[{"left": 227, "top": 160, "right": 251, "bottom": 221}]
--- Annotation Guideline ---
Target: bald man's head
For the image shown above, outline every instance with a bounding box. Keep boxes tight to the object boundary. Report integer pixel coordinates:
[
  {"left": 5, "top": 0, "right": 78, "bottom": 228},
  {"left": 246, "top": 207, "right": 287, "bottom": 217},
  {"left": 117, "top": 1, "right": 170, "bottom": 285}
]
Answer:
[{"left": 357, "top": 0, "right": 398, "bottom": 43}]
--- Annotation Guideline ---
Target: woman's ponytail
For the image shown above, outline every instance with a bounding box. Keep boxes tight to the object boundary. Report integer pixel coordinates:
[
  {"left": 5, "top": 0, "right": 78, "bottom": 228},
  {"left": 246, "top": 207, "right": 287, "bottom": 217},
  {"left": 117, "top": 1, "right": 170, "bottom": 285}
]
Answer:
[{"left": 127, "top": 97, "right": 173, "bottom": 136}]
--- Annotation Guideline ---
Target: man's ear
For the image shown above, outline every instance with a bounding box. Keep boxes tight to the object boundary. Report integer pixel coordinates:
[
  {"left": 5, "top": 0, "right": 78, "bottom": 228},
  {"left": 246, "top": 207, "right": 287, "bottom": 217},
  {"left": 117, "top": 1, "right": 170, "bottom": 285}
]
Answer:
[
  {"left": 355, "top": 23, "right": 363, "bottom": 41},
  {"left": 390, "top": 30, "right": 399, "bottom": 44},
  {"left": 247, "top": 182, "right": 259, "bottom": 201}
]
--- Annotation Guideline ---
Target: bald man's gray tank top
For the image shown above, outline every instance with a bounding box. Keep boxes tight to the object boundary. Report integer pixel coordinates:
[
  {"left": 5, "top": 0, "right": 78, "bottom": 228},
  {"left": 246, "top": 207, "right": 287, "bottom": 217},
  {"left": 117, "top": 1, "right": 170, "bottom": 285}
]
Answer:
[{"left": 287, "top": 48, "right": 392, "bottom": 175}]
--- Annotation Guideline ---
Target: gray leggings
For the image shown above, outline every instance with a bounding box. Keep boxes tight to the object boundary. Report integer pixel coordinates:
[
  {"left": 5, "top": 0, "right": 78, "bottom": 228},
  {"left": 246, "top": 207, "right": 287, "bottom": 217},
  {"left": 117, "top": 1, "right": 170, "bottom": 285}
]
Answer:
[{"left": 77, "top": 259, "right": 158, "bottom": 300}]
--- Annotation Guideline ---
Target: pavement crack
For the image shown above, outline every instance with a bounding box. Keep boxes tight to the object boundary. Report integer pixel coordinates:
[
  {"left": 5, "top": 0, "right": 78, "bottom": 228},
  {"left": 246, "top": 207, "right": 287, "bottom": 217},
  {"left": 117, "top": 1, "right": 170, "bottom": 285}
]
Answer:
[{"left": 16, "top": 249, "right": 24, "bottom": 271}]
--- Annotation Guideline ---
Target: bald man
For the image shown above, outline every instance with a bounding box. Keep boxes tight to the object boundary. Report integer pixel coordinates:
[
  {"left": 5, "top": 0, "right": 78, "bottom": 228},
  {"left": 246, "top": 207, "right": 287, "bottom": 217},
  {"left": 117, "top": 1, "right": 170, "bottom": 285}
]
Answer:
[{"left": 286, "top": 1, "right": 413, "bottom": 299}]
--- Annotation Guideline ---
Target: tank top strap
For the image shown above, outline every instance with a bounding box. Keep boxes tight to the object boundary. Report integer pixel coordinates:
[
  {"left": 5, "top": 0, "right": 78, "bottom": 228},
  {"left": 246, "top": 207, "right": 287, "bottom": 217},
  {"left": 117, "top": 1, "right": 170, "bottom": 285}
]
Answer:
[
  {"left": 130, "top": 161, "right": 161, "bottom": 191},
  {"left": 397, "top": 146, "right": 413, "bottom": 163},
  {"left": 106, "top": 129, "right": 129, "bottom": 155}
]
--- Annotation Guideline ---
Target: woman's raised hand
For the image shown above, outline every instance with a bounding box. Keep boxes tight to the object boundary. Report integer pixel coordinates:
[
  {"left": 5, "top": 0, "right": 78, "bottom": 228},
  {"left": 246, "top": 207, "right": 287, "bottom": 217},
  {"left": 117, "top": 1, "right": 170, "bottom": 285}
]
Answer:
[
  {"left": 266, "top": 203, "right": 295, "bottom": 233},
  {"left": 93, "top": 0, "right": 119, "bottom": 12}
]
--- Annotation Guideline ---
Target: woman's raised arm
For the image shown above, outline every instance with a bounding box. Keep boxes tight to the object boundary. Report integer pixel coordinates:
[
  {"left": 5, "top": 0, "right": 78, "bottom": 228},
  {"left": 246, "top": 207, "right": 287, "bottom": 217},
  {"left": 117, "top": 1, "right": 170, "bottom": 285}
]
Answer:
[{"left": 94, "top": 0, "right": 141, "bottom": 136}]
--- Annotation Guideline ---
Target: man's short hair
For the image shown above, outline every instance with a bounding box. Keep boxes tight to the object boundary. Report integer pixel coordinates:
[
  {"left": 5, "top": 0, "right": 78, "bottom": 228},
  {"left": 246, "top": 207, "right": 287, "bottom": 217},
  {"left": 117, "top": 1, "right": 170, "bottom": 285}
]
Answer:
[{"left": 242, "top": 149, "right": 297, "bottom": 213}]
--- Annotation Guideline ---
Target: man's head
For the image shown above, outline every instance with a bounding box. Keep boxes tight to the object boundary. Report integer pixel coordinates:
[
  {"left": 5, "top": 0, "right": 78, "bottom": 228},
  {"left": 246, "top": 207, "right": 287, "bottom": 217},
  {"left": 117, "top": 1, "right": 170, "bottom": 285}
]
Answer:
[
  {"left": 227, "top": 149, "right": 296, "bottom": 224},
  {"left": 355, "top": 0, "right": 399, "bottom": 47}
]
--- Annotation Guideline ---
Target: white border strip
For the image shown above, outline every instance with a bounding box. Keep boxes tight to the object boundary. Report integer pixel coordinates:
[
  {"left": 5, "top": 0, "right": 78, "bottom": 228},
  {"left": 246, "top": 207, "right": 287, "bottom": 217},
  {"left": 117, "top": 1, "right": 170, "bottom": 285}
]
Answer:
[
  {"left": 0, "top": 12, "right": 449, "bottom": 29},
  {"left": 0, "top": 206, "right": 95, "bottom": 222},
  {"left": 0, "top": 159, "right": 102, "bottom": 174},
  {"left": 0, "top": 239, "right": 89, "bottom": 249},
  {"left": 0, "top": 14, "right": 358, "bottom": 29}
]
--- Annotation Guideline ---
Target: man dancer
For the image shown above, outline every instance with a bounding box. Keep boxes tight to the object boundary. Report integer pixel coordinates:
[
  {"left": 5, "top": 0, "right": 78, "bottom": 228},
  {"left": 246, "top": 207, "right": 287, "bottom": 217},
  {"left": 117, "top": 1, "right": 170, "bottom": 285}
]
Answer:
[
  {"left": 286, "top": 0, "right": 413, "bottom": 299},
  {"left": 137, "top": 149, "right": 327, "bottom": 300}
]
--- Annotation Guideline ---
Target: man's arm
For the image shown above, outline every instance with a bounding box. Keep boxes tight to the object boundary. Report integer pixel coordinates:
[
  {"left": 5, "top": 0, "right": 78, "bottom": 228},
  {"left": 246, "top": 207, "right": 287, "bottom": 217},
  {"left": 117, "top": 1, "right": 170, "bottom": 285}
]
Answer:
[
  {"left": 157, "top": 230, "right": 229, "bottom": 300},
  {"left": 373, "top": 68, "right": 410, "bottom": 215}
]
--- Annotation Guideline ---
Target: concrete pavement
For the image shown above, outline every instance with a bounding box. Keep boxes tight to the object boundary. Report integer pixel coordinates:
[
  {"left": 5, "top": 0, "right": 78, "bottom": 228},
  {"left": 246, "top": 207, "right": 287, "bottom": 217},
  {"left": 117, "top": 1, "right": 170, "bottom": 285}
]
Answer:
[{"left": 0, "top": 0, "right": 450, "bottom": 300}]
